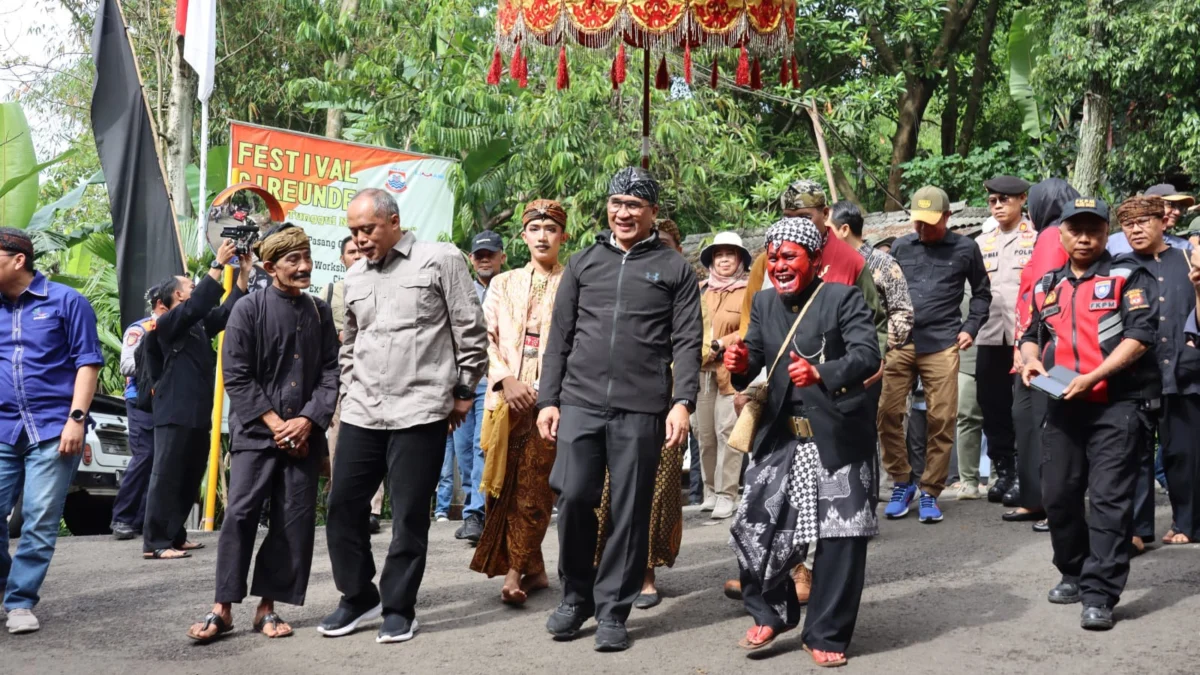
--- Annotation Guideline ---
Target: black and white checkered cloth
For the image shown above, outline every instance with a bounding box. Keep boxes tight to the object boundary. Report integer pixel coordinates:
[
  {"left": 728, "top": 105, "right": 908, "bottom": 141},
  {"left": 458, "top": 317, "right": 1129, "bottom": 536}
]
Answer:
[{"left": 764, "top": 216, "right": 824, "bottom": 254}]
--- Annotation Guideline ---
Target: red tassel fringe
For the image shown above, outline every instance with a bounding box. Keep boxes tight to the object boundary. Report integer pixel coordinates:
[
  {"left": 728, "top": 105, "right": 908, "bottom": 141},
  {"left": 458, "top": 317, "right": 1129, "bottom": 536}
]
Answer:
[
  {"left": 683, "top": 43, "right": 693, "bottom": 85},
  {"left": 517, "top": 48, "right": 528, "bottom": 89},
  {"left": 655, "top": 55, "right": 670, "bottom": 90},
  {"left": 710, "top": 55, "right": 719, "bottom": 88},
  {"left": 487, "top": 47, "right": 502, "bottom": 86},
  {"left": 510, "top": 43, "right": 522, "bottom": 80},
  {"left": 735, "top": 45, "right": 750, "bottom": 87},
  {"left": 791, "top": 55, "right": 800, "bottom": 88},
  {"left": 750, "top": 57, "right": 762, "bottom": 90},
  {"left": 779, "top": 57, "right": 788, "bottom": 87},
  {"left": 612, "top": 42, "right": 627, "bottom": 90},
  {"left": 556, "top": 44, "right": 570, "bottom": 90}
]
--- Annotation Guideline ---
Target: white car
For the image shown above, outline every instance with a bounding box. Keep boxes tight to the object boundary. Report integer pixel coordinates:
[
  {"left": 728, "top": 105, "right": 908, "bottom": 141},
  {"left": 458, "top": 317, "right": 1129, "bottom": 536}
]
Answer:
[{"left": 6, "top": 394, "right": 132, "bottom": 538}]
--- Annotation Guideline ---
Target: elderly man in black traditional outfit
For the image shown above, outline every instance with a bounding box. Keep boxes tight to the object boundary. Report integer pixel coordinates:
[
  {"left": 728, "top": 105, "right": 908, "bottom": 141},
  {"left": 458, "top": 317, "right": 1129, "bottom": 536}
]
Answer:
[
  {"left": 186, "top": 224, "right": 340, "bottom": 643},
  {"left": 723, "top": 217, "right": 881, "bottom": 668}
]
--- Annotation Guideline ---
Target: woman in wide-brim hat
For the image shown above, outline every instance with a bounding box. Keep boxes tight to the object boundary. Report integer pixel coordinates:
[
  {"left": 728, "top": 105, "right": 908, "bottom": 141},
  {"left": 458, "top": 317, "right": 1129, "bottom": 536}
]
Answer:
[{"left": 694, "top": 231, "right": 752, "bottom": 521}]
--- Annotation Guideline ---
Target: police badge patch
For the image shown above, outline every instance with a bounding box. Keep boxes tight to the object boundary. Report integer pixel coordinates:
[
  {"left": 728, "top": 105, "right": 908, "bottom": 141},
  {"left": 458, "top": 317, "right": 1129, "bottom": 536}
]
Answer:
[
  {"left": 1125, "top": 288, "right": 1148, "bottom": 310},
  {"left": 1094, "top": 279, "right": 1113, "bottom": 300}
]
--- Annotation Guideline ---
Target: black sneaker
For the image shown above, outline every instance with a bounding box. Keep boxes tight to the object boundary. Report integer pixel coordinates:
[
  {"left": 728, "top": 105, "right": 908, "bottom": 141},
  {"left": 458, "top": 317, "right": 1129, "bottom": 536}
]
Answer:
[
  {"left": 376, "top": 614, "right": 419, "bottom": 644},
  {"left": 593, "top": 619, "right": 629, "bottom": 652},
  {"left": 317, "top": 603, "right": 382, "bottom": 637},
  {"left": 546, "top": 601, "right": 593, "bottom": 640},
  {"left": 111, "top": 522, "right": 137, "bottom": 541},
  {"left": 1080, "top": 605, "right": 1114, "bottom": 631},
  {"left": 460, "top": 515, "right": 483, "bottom": 545},
  {"left": 1047, "top": 581, "right": 1081, "bottom": 605},
  {"left": 368, "top": 514, "right": 382, "bottom": 535}
]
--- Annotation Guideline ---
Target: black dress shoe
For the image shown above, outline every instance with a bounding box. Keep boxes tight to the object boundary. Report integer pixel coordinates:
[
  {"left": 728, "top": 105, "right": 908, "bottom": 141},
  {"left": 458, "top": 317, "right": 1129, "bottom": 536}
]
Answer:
[
  {"left": 594, "top": 619, "right": 629, "bottom": 652},
  {"left": 546, "top": 601, "right": 594, "bottom": 640},
  {"left": 1001, "top": 479, "right": 1021, "bottom": 507},
  {"left": 1081, "top": 605, "right": 1114, "bottom": 630},
  {"left": 1002, "top": 509, "right": 1046, "bottom": 522},
  {"left": 1047, "top": 581, "right": 1081, "bottom": 605},
  {"left": 987, "top": 472, "right": 1013, "bottom": 503},
  {"left": 111, "top": 522, "right": 137, "bottom": 541},
  {"left": 1032, "top": 519, "right": 1050, "bottom": 533},
  {"left": 368, "top": 514, "right": 382, "bottom": 535},
  {"left": 634, "top": 592, "right": 661, "bottom": 610},
  {"left": 460, "top": 515, "right": 483, "bottom": 545}
]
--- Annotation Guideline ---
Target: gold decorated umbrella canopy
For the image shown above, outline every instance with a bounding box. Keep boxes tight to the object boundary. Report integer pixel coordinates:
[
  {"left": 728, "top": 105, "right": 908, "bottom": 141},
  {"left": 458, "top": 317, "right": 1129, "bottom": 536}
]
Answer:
[{"left": 489, "top": 0, "right": 798, "bottom": 168}]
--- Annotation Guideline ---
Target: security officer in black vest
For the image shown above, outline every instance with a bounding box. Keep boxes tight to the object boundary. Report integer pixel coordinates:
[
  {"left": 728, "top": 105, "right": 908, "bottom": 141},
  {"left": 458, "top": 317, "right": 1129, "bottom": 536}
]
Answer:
[{"left": 1019, "top": 197, "right": 1161, "bottom": 631}]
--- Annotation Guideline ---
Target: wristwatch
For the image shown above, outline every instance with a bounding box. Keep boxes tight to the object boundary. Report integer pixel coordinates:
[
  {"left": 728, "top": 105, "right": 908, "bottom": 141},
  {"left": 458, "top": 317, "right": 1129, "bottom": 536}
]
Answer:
[
  {"left": 69, "top": 409, "right": 87, "bottom": 423},
  {"left": 672, "top": 398, "right": 696, "bottom": 414},
  {"left": 209, "top": 259, "right": 225, "bottom": 270},
  {"left": 452, "top": 384, "right": 475, "bottom": 401},
  {"left": 710, "top": 339, "right": 723, "bottom": 354}
]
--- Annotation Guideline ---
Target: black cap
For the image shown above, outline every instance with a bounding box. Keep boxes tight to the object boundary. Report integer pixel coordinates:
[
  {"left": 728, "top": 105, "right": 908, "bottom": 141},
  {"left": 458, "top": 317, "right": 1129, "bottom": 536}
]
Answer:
[
  {"left": 983, "top": 175, "right": 1032, "bottom": 195},
  {"left": 1060, "top": 197, "right": 1109, "bottom": 223},
  {"left": 470, "top": 230, "right": 503, "bottom": 254}
]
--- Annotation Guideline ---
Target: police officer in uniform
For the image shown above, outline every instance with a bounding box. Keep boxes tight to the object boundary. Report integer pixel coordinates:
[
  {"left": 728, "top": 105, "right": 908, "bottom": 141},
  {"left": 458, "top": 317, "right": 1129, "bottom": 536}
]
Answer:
[
  {"left": 1020, "top": 197, "right": 1161, "bottom": 631},
  {"left": 974, "top": 176, "right": 1037, "bottom": 506}
]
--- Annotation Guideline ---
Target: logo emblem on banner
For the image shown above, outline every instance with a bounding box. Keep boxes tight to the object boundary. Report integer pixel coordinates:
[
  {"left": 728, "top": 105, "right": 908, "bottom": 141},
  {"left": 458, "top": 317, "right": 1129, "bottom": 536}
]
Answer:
[
  {"left": 386, "top": 170, "right": 409, "bottom": 193},
  {"left": 1094, "top": 279, "right": 1113, "bottom": 299}
]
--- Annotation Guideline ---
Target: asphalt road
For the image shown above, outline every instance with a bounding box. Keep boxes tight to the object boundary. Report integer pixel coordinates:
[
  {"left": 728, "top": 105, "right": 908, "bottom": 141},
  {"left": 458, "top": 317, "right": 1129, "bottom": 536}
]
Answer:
[{"left": 5, "top": 495, "right": 1199, "bottom": 675}]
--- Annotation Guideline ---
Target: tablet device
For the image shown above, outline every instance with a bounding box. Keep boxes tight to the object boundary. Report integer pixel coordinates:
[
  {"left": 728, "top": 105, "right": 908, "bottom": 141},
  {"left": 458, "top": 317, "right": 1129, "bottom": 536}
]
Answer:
[{"left": 1030, "top": 365, "right": 1082, "bottom": 399}]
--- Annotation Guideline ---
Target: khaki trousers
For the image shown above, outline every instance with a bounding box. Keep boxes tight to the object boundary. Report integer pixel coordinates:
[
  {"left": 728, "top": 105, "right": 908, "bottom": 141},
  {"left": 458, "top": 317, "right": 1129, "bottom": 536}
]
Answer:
[
  {"left": 328, "top": 399, "right": 385, "bottom": 515},
  {"left": 878, "top": 344, "right": 959, "bottom": 497},
  {"left": 694, "top": 371, "right": 740, "bottom": 501},
  {"left": 956, "top": 372, "right": 984, "bottom": 487}
]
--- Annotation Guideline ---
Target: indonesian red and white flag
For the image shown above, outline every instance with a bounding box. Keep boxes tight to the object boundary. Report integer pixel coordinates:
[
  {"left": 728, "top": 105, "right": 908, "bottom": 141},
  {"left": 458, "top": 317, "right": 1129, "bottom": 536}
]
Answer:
[{"left": 175, "top": 0, "right": 216, "bottom": 102}]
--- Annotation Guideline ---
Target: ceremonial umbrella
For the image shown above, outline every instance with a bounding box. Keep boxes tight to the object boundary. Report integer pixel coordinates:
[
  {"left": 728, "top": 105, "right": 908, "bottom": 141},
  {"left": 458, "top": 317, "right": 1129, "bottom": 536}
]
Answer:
[{"left": 489, "top": 0, "right": 798, "bottom": 168}]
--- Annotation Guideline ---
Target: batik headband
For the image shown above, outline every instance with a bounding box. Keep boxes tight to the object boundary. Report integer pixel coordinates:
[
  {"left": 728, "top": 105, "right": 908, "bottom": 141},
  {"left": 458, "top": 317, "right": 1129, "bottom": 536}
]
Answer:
[
  {"left": 0, "top": 227, "right": 34, "bottom": 259},
  {"left": 1116, "top": 196, "right": 1166, "bottom": 226},
  {"left": 764, "top": 217, "right": 824, "bottom": 254},
  {"left": 608, "top": 167, "right": 660, "bottom": 205},
  {"left": 255, "top": 223, "right": 311, "bottom": 263},
  {"left": 522, "top": 199, "right": 568, "bottom": 227}
]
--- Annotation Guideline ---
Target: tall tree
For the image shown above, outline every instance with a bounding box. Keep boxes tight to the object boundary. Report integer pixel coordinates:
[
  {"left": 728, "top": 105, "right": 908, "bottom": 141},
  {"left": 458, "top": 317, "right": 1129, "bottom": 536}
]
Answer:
[
  {"left": 863, "top": 0, "right": 982, "bottom": 209},
  {"left": 956, "top": 0, "right": 1002, "bottom": 157},
  {"left": 165, "top": 37, "right": 197, "bottom": 217},
  {"left": 324, "top": 0, "right": 359, "bottom": 139},
  {"left": 1070, "top": 0, "right": 1112, "bottom": 195}
]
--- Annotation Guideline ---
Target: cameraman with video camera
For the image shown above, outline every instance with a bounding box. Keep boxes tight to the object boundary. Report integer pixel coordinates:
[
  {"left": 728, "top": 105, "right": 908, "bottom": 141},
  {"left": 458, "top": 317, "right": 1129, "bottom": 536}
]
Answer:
[{"left": 142, "top": 238, "right": 251, "bottom": 560}]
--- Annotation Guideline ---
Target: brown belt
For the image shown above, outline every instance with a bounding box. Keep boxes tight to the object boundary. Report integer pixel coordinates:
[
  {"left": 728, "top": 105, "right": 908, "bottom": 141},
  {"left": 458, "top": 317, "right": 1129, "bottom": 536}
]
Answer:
[{"left": 788, "top": 416, "right": 814, "bottom": 439}]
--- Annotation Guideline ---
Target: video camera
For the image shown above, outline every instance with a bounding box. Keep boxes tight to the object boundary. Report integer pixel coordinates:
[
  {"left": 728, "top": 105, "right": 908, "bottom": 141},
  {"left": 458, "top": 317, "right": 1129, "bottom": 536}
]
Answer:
[{"left": 220, "top": 225, "right": 260, "bottom": 257}]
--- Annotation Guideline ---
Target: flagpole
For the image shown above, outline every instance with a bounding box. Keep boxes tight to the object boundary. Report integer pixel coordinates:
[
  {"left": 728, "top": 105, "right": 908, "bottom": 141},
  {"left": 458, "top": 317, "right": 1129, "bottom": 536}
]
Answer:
[{"left": 196, "top": 99, "right": 209, "bottom": 255}]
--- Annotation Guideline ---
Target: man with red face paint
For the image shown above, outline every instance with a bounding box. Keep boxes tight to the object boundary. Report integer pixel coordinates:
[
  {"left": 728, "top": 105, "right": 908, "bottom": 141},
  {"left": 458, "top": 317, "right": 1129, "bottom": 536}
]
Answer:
[{"left": 724, "top": 217, "right": 880, "bottom": 667}]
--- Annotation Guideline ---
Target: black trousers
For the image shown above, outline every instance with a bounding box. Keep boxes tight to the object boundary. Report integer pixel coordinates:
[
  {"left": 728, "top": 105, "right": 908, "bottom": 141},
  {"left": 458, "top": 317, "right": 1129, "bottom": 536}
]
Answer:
[
  {"left": 976, "top": 346, "right": 1017, "bottom": 473},
  {"left": 740, "top": 537, "right": 868, "bottom": 653},
  {"left": 143, "top": 424, "right": 210, "bottom": 552},
  {"left": 1131, "top": 427, "right": 1157, "bottom": 540},
  {"left": 906, "top": 403, "right": 927, "bottom": 484},
  {"left": 1162, "top": 394, "right": 1200, "bottom": 539},
  {"left": 214, "top": 442, "right": 321, "bottom": 606},
  {"left": 112, "top": 404, "right": 155, "bottom": 528},
  {"left": 1012, "top": 378, "right": 1046, "bottom": 510},
  {"left": 1041, "top": 399, "right": 1144, "bottom": 607},
  {"left": 326, "top": 419, "right": 446, "bottom": 621},
  {"left": 550, "top": 405, "right": 664, "bottom": 623}
]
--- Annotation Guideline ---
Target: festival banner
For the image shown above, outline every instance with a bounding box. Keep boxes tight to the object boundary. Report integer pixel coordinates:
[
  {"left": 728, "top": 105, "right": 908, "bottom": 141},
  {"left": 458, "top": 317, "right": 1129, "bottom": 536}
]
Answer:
[{"left": 227, "top": 121, "right": 456, "bottom": 294}]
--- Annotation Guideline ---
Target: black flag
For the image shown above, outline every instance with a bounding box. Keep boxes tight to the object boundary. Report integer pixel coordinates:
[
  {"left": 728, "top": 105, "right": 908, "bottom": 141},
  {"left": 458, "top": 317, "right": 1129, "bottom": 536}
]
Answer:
[{"left": 91, "top": 0, "right": 185, "bottom": 330}]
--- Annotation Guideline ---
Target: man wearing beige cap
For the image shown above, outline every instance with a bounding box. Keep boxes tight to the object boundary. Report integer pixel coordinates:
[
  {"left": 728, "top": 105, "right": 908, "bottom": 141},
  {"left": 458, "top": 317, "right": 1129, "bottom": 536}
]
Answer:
[{"left": 878, "top": 186, "right": 991, "bottom": 524}]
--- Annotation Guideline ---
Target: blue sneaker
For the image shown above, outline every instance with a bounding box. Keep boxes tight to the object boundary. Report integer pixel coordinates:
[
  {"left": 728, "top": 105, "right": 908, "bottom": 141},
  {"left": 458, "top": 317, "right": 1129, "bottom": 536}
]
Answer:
[
  {"left": 918, "top": 492, "right": 943, "bottom": 523},
  {"left": 885, "top": 482, "right": 917, "bottom": 519}
]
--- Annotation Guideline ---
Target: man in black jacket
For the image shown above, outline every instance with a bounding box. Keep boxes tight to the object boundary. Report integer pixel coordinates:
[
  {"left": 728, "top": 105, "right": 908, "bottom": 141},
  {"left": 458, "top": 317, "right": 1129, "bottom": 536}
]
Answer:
[
  {"left": 142, "top": 239, "right": 249, "bottom": 559},
  {"left": 537, "top": 168, "right": 702, "bottom": 652}
]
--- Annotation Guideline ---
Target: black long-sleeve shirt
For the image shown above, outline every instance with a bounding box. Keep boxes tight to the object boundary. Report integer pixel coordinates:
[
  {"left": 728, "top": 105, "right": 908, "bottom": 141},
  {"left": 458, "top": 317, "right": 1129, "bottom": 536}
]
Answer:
[
  {"left": 537, "top": 232, "right": 702, "bottom": 414},
  {"left": 891, "top": 230, "right": 992, "bottom": 354},
  {"left": 152, "top": 275, "right": 244, "bottom": 429},
  {"left": 222, "top": 286, "right": 340, "bottom": 451}
]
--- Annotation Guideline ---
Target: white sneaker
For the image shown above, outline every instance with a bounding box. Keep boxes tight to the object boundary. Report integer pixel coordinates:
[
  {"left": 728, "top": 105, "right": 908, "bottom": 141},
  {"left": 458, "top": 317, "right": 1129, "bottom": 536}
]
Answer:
[
  {"left": 435, "top": 514, "right": 449, "bottom": 523},
  {"left": 700, "top": 495, "right": 718, "bottom": 512},
  {"left": 956, "top": 484, "right": 982, "bottom": 500},
  {"left": 7, "top": 608, "right": 39, "bottom": 634},
  {"left": 711, "top": 496, "right": 735, "bottom": 520}
]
